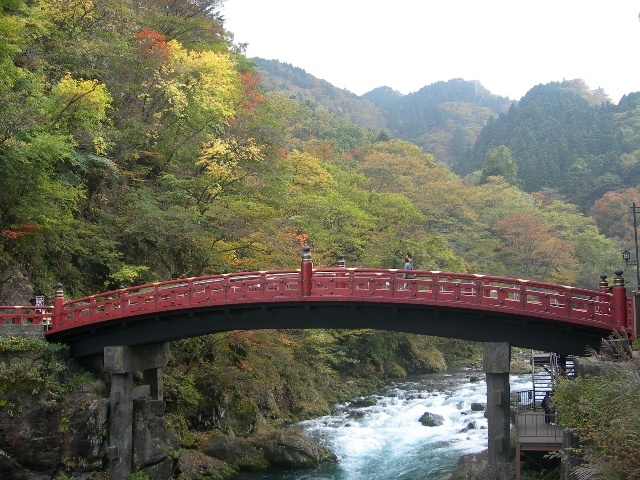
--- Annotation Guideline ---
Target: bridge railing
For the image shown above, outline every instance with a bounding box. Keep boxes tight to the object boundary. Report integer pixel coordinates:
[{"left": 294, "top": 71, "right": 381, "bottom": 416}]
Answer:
[
  {"left": 0, "top": 266, "right": 633, "bottom": 338},
  {"left": 312, "top": 269, "right": 617, "bottom": 327},
  {"left": 50, "top": 270, "right": 301, "bottom": 332},
  {"left": 0, "top": 306, "right": 53, "bottom": 325}
]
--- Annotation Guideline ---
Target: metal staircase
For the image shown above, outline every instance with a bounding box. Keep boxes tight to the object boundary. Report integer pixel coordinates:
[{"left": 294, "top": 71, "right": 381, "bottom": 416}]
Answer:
[{"left": 530, "top": 352, "right": 574, "bottom": 410}]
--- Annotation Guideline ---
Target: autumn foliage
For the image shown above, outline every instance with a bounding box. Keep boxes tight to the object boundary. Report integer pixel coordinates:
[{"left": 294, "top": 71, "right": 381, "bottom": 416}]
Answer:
[{"left": 135, "top": 29, "right": 171, "bottom": 59}]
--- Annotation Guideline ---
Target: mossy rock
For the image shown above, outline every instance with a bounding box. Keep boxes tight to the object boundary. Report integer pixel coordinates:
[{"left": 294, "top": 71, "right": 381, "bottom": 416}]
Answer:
[
  {"left": 350, "top": 397, "right": 377, "bottom": 408},
  {"left": 253, "top": 429, "right": 337, "bottom": 468},
  {"left": 419, "top": 412, "right": 444, "bottom": 426},
  {"left": 228, "top": 396, "right": 260, "bottom": 437},
  {"left": 177, "top": 449, "right": 238, "bottom": 480},
  {"left": 203, "top": 432, "right": 269, "bottom": 470}
]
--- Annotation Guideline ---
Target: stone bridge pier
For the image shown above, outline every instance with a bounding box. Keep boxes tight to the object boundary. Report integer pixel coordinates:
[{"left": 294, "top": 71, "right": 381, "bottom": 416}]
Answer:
[
  {"left": 104, "top": 343, "right": 170, "bottom": 479},
  {"left": 483, "top": 341, "right": 511, "bottom": 465}
]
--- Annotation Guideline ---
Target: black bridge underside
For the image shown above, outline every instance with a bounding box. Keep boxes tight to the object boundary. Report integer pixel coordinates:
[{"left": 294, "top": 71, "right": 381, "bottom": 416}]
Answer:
[{"left": 46, "top": 301, "right": 612, "bottom": 357}]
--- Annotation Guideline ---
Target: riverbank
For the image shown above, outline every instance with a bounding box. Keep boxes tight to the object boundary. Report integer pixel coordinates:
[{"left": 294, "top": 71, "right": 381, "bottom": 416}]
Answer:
[
  {"left": 230, "top": 370, "right": 532, "bottom": 480},
  {"left": 0, "top": 332, "right": 532, "bottom": 478}
]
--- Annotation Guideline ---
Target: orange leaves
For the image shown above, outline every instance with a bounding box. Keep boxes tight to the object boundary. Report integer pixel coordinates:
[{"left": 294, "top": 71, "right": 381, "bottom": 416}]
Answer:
[
  {"left": 295, "top": 234, "right": 308, "bottom": 247},
  {"left": 239, "top": 71, "right": 265, "bottom": 111},
  {"left": 135, "top": 29, "right": 171, "bottom": 60},
  {"left": 1, "top": 223, "right": 40, "bottom": 240},
  {"left": 492, "top": 214, "right": 576, "bottom": 282},
  {"left": 591, "top": 187, "right": 640, "bottom": 243}
]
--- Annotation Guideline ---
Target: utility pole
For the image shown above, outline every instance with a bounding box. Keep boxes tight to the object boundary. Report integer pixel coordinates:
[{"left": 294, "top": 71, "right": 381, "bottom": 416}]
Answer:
[
  {"left": 632, "top": 203, "right": 640, "bottom": 292},
  {"left": 621, "top": 204, "right": 640, "bottom": 292}
]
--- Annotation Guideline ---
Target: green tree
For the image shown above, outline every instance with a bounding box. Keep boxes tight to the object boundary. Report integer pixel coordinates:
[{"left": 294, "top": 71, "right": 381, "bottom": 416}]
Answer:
[{"left": 479, "top": 145, "right": 517, "bottom": 184}]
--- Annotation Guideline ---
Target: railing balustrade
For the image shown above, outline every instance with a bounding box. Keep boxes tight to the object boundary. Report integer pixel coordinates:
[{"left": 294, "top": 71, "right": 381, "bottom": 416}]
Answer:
[
  {"left": 516, "top": 412, "right": 563, "bottom": 444},
  {"left": 0, "top": 268, "right": 633, "bottom": 337}
]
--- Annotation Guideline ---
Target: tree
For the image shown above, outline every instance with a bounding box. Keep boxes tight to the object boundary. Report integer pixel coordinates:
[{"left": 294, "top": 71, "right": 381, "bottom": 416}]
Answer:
[
  {"left": 492, "top": 214, "right": 577, "bottom": 283},
  {"left": 590, "top": 187, "right": 640, "bottom": 243},
  {"left": 480, "top": 145, "right": 517, "bottom": 184}
]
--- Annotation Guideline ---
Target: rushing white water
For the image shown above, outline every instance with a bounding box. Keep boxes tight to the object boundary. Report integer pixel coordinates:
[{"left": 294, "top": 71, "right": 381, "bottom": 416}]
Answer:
[{"left": 238, "top": 370, "right": 531, "bottom": 480}]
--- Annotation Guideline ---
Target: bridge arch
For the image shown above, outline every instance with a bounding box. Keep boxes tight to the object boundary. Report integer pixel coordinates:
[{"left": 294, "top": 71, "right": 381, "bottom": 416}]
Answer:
[
  {"left": 1, "top": 250, "right": 637, "bottom": 477},
  {"left": 37, "top": 253, "right": 636, "bottom": 357}
]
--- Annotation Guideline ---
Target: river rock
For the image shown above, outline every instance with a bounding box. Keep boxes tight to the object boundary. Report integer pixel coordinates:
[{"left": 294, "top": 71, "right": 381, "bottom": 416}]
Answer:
[
  {"left": 255, "top": 429, "right": 337, "bottom": 468},
  {"left": 449, "top": 450, "right": 514, "bottom": 480},
  {"left": 176, "top": 450, "right": 238, "bottom": 480},
  {"left": 460, "top": 421, "right": 477, "bottom": 433},
  {"left": 419, "top": 412, "right": 444, "bottom": 426},
  {"left": 470, "top": 402, "right": 486, "bottom": 411},
  {"left": 204, "top": 428, "right": 337, "bottom": 470},
  {"left": 350, "top": 397, "right": 377, "bottom": 407},
  {"left": 204, "top": 432, "right": 270, "bottom": 470}
]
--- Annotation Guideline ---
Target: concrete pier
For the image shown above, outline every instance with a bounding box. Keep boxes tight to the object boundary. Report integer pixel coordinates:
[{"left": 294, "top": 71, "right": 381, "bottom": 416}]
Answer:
[
  {"left": 483, "top": 342, "right": 511, "bottom": 465},
  {"left": 104, "top": 343, "right": 170, "bottom": 479}
]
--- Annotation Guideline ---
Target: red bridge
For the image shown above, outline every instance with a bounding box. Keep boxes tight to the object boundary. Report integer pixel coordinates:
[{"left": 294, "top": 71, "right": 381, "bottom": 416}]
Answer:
[{"left": 2, "top": 252, "right": 637, "bottom": 357}]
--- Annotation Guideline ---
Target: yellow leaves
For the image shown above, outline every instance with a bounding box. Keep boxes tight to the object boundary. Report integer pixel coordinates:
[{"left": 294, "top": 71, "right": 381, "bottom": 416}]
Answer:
[
  {"left": 197, "top": 137, "right": 265, "bottom": 183},
  {"left": 47, "top": 0, "right": 95, "bottom": 34},
  {"left": 160, "top": 40, "right": 238, "bottom": 124},
  {"left": 359, "top": 139, "right": 435, "bottom": 194},
  {"left": 49, "top": 72, "right": 112, "bottom": 154},
  {"left": 285, "top": 150, "right": 334, "bottom": 191}
]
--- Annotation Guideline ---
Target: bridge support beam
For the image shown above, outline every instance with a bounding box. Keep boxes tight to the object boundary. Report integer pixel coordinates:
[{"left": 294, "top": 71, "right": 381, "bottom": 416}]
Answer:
[
  {"left": 483, "top": 342, "right": 511, "bottom": 465},
  {"left": 104, "top": 343, "right": 170, "bottom": 480}
]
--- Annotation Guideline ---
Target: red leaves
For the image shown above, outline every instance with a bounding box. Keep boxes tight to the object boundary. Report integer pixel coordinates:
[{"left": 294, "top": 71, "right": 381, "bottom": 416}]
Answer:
[
  {"left": 239, "top": 71, "right": 265, "bottom": 111},
  {"left": 1, "top": 223, "right": 40, "bottom": 240},
  {"left": 135, "top": 29, "right": 171, "bottom": 60}
]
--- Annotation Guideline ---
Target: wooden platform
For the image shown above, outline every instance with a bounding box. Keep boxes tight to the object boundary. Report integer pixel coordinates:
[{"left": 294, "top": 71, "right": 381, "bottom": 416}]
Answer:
[{"left": 515, "top": 412, "right": 563, "bottom": 480}]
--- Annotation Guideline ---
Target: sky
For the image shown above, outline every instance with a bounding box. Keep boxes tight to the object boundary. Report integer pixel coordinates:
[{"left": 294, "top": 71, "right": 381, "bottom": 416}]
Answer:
[{"left": 220, "top": 1, "right": 640, "bottom": 103}]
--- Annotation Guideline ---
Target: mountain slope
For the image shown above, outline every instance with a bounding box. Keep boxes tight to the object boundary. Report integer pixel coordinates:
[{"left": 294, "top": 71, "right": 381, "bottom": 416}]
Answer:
[
  {"left": 252, "top": 58, "right": 387, "bottom": 132},
  {"left": 252, "top": 59, "right": 511, "bottom": 166}
]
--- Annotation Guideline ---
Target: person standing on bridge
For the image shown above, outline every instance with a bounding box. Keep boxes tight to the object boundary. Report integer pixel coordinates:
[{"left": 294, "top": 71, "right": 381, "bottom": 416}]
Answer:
[
  {"left": 404, "top": 253, "right": 413, "bottom": 276},
  {"left": 403, "top": 253, "right": 414, "bottom": 289}
]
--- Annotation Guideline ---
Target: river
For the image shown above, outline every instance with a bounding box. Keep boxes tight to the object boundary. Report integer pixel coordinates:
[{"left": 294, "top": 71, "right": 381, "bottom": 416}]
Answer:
[{"left": 237, "top": 370, "right": 531, "bottom": 480}]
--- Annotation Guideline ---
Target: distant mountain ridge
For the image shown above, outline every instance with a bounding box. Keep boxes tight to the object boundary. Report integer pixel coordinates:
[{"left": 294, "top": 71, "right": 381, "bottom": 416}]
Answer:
[
  {"left": 250, "top": 59, "right": 640, "bottom": 211},
  {"left": 251, "top": 58, "right": 388, "bottom": 132},
  {"left": 251, "top": 58, "right": 511, "bottom": 166}
]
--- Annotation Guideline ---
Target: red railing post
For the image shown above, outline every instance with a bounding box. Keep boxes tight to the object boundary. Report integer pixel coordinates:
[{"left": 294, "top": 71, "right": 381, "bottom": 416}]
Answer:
[
  {"left": 612, "top": 270, "right": 628, "bottom": 327},
  {"left": 631, "top": 292, "right": 638, "bottom": 340},
  {"left": 300, "top": 246, "right": 313, "bottom": 296},
  {"left": 52, "top": 282, "right": 64, "bottom": 330}
]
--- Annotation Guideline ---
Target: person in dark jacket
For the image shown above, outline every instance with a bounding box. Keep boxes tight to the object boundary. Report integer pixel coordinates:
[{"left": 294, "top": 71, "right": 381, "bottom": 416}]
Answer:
[{"left": 542, "top": 391, "right": 555, "bottom": 424}]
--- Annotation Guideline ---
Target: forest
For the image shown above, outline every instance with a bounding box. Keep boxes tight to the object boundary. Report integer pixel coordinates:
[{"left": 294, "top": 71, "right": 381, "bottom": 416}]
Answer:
[
  {"left": 2, "top": 0, "right": 638, "bottom": 300},
  {"left": 1, "top": 0, "right": 640, "bottom": 478}
]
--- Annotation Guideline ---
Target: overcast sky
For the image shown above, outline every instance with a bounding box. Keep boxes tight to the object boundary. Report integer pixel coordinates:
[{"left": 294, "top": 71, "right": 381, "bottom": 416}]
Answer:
[{"left": 220, "top": 1, "right": 639, "bottom": 103}]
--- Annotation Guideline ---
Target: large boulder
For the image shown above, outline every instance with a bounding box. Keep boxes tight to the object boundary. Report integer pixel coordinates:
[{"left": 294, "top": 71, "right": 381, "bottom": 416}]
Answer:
[
  {"left": 0, "top": 450, "right": 50, "bottom": 480},
  {"left": 175, "top": 450, "right": 238, "bottom": 480},
  {"left": 204, "top": 432, "right": 270, "bottom": 470},
  {"left": 0, "top": 383, "right": 108, "bottom": 475},
  {"left": 449, "top": 451, "right": 514, "bottom": 480},
  {"left": 204, "top": 428, "right": 336, "bottom": 470},
  {"left": 255, "top": 429, "right": 337, "bottom": 468},
  {"left": 419, "top": 411, "right": 444, "bottom": 427}
]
